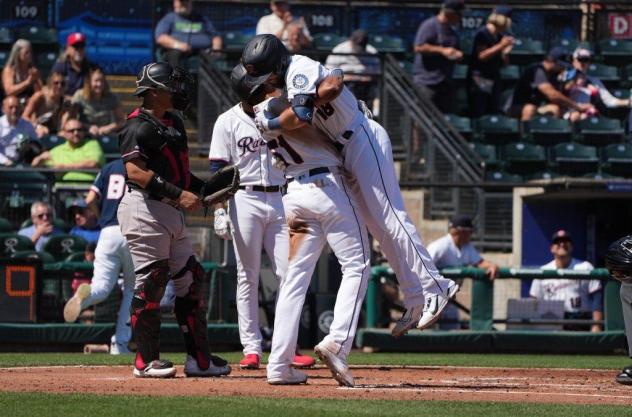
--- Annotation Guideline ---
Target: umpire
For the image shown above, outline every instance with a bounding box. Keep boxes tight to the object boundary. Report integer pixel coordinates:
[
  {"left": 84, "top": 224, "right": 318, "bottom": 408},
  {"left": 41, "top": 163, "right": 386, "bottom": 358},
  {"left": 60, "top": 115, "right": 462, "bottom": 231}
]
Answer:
[{"left": 118, "top": 62, "right": 231, "bottom": 378}]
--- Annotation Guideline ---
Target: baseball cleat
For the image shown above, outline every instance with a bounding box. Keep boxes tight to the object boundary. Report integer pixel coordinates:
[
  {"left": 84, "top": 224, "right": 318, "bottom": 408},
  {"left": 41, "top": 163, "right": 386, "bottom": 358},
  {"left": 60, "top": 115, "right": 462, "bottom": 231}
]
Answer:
[
  {"left": 314, "top": 340, "right": 354, "bottom": 387},
  {"left": 267, "top": 367, "right": 308, "bottom": 385},
  {"left": 63, "top": 283, "right": 91, "bottom": 323},
  {"left": 239, "top": 353, "right": 260, "bottom": 369},
  {"left": 616, "top": 366, "right": 632, "bottom": 385},
  {"left": 184, "top": 354, "right": 231, "bottom": 377},
  {"left": 292, "top": 351, "right": 316, "bottom": 368},
  {"left": 133, "top": 359, "right": 176, "bottom": 378},
  {"left": 391, "top": 304, "right": 424, "bottom": 337},
  {"left": 416, "top": 283, "right": 460, "bottom": 331}
]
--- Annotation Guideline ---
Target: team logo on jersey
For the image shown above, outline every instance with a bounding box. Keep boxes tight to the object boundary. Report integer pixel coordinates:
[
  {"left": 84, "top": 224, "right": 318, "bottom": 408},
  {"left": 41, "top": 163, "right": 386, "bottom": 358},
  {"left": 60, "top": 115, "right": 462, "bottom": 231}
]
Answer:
[
  {"left": 237, "top": 136, "right": 267, "bottom": 156},
  {"left": 292, "top": 74, "right": 308, "bottom": 90}
]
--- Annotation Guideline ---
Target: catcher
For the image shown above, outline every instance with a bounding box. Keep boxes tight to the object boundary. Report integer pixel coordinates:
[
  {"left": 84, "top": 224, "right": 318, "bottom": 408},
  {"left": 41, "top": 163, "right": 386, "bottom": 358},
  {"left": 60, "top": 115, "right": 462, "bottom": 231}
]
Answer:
[
  {"left": 117, "top": 61, "right": 238, "bottom": 378},
  {"left": 605, "top": 235, "right": 632, "bottom": 386}
]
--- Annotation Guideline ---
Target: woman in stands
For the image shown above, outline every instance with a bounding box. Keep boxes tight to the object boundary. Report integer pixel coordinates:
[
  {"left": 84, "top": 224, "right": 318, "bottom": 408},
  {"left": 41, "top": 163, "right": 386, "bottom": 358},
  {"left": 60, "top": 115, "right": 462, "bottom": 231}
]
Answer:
[
  {"left": 71, "top": 67, "right": 125, "bottom": 138},
  {"left": 1, "top": 39, "right": 43, "bottom": 107},
  {"left": 23, "top": 72, "right": 70, "bottom": 137}
]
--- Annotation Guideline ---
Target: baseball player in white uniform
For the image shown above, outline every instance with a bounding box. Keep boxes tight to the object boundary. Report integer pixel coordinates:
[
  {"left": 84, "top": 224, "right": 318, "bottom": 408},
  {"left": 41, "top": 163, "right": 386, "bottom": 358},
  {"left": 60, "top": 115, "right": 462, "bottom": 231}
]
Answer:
[
  {"left": 209, "top": 64, "right": 314, "bottom": 370},
  {"left": 241, "top": 34, "right": 458, "bottom": 338}
]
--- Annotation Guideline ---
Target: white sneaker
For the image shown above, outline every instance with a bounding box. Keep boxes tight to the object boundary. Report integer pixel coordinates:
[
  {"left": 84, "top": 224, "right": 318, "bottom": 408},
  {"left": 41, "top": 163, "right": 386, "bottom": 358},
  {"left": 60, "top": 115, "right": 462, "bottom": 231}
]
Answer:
[
  {"left": 63, "top": 283, "right": 91, "bottom": 323},
  {"left": 391, "top": 305, "right": 424, "bottom": 337},
  {"left": 184, "top": 354, "right": 231, "bottom": 377},
  {"left": 267, "top": 367, "right": 308, "bottom": 385},
  {"left": 417, "top": 283, "right": 460, "bottom": 331},
  {"left": 314, "top": 340, "right": 354, "bottom": 387},
  {"left": 133, "top": 359, "right": 176, "bottom": 378},
  {"left": 110, "top": 342, "right": 132, "bottom": 355}
]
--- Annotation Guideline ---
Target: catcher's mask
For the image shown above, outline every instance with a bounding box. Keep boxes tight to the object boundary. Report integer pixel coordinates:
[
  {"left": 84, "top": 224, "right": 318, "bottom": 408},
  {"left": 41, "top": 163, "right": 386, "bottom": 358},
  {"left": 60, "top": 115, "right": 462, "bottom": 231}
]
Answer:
[
  {"left": 605, "top": 235, "right": 632, "bottom": 282},
  {"left": 134, "top": 62, "right": 194, "bottom": 111}
]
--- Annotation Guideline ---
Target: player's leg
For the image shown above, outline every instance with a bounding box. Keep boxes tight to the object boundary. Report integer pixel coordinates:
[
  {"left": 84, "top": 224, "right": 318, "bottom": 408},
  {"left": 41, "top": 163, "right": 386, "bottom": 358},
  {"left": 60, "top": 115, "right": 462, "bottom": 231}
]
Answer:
[
  {"left": 618, "top": 282, "right": 632, "bottom": 384},
  {"left": 112, "top": 233, "right": 135, "bottom": 354},
  {"left": 229, "top": 191, "right": 266, "bottom": 364}
]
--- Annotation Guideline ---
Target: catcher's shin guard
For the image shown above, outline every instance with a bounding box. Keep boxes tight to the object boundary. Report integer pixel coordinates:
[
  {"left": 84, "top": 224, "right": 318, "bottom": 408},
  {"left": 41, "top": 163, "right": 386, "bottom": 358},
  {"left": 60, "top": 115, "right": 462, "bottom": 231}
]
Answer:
[
  {"left": 174, "top": 256, "right": 211, "bottom": 370},
  {"left": 131, "top": 259, "right": 170, "bottom": 370}
]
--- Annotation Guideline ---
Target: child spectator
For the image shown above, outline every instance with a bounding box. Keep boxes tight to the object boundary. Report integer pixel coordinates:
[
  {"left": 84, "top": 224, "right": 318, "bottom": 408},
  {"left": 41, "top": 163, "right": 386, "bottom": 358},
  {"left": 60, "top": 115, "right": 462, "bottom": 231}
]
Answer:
[
  {"left": 23, "top": 72, "right": 70, "bottom": 137},
  {"left": 67, "top": 198, "right": 101, "bottom": 244},
  {"left": 1, "top": 39, "right": 42, "bottom": 107},
  {"left": 52, "top": 32, "right": 93, "bottom": 97},
  {"left": 559, "top": 68, "right": 599, "bottom": 122},
  {"left": 18, "top": 201, "right": 64, "bottom": 251}
]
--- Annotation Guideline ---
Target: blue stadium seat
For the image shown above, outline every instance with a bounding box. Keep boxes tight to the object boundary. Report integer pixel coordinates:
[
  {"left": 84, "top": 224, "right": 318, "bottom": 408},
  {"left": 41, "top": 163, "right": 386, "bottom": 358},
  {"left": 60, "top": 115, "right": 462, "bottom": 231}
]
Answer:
[
  {"left": 550, "top": 142, "right": 599, "bottom": 176},
  {"left": 17, "top": 26, "right": 57, "bottom": 47},
  {"left": 39, "top": 135, "right": 66, "bottom": 150}
]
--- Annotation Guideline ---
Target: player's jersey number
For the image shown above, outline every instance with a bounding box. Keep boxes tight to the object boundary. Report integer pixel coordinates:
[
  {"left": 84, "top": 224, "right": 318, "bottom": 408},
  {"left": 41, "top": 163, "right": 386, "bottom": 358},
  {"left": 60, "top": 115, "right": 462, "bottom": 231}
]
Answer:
[
  {"left": 268, "top": 135, "right": 303, "bottom": 165},
  {"left": 106, "top": 174, "right": 126, "bottom": 200},
  {"left": 316, "top": 103, "right": 335, "bottom": 120}
]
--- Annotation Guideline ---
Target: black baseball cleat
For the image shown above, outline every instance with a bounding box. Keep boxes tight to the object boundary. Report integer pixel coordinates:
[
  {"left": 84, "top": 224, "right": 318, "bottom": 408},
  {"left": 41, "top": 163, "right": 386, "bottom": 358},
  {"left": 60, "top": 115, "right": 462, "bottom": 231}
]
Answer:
[{"left": 616, "top": 365, "right": 632, "bottom": 385}]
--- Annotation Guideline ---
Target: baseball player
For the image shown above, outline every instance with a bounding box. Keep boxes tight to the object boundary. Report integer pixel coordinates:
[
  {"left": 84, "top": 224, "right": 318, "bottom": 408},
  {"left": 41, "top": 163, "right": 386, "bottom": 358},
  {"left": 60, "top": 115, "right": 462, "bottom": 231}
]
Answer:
[
  {"left": 63, "top": 159, "right": 135, "bottom": 355},
  {"left": 604, "top": 235, "right": 632, "bottom": 385},
  {"left": 117, "top": 61, "right": 233, "bottom": 378},
  {"left": 241, "top": 34, "right": 458, "bottom": 338},
  {"left": 208, "top": 64, "right": 314, "bottom": 370}
]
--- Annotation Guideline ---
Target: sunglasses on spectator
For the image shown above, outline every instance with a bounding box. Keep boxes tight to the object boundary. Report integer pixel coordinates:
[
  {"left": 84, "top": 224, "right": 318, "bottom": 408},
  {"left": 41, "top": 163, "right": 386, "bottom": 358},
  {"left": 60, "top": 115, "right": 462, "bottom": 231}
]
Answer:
[
  {"left": 36, "top": 212, "right": 52, "bottom": 219},
  {"left": 65, "top": 127, "right": 84, "bottom": 133},
  {"left": 73, "top": 43, "right": 86, "bottom": 50},
  {"left": 577, "top": 57, "right": 591, "bottom": 63}
]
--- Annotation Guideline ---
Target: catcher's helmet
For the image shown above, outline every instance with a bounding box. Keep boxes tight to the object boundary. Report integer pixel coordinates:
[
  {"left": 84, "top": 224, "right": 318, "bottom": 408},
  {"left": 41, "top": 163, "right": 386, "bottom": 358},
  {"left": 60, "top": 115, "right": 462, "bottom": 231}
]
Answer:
[
  {"left": 134, "top": 62, "right": 194, "bottom": 111},
  {"left": 605, "top": 235, "right": 632, "bottom": 282},
  {"left": 230, "top": 63, "right": 265, "bottom": 104},
  {"left": 241, "top": 34, "right": 290, "bottom": 87}
]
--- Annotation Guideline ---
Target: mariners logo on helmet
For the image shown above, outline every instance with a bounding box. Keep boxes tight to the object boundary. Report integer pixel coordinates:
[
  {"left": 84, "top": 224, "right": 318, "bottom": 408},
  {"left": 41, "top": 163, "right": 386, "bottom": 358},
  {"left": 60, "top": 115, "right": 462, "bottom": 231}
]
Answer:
[{"left": 292, "top": 74, "right": 308, "bottom": 90}]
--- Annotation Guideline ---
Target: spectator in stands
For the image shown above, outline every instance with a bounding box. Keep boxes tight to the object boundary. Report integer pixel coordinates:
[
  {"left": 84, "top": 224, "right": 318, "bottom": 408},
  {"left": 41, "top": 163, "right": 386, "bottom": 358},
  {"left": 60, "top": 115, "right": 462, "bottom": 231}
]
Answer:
[
  {"left": 412, "top": 0, "right": 464, "bottom": 113},
  {"left": 155, "top": 0, "right": 223, "bottom": 68},
  {"left": 18, "top": 201, "right": 64, "bottom": 251},
  {"left": 285, "top": 23, "right": 307, "bottom": 54},
  {"left": 52, "top": 32, "right": 93, "bottom": 97},
  {"left": 325, "top": 29, "right": 381, "bottom": 103},
  {"left": 23, "top": 71, "right": 70, "bottom": 137},
  {"left": 0, "top": 95, "right": 37, "bottom": 166},
  {"left": 30, "top": 118, "right": 105, "bottom": 182},
  {"left": 67, "top": 199, "right": 101, "bottom": 244},
  {"left": 559, "top": 68, "right": 599, "bottom": 122},
  {"left": 467, "top": 6, "right": 514, "bottom": 118},
  {"left": 529, "top": 230, "right": 603, "bottom": 332},
  {"left": 505, "top": 47, "right": 595, "bottom": 121},
  {"left": 71, "top": 67, "right": 125, "bottom": 138},
  {"left": 70, "top": 241, "right": 97, "bottom": 297},
  {"left": 1, "top": 39, "right": 42, "bottom": 107},
  {"left": 256, "top": 1, "right": 312, "bottom": 49},
  {"left": 427, "top": 214, "right": 499, "bottom": 329}
]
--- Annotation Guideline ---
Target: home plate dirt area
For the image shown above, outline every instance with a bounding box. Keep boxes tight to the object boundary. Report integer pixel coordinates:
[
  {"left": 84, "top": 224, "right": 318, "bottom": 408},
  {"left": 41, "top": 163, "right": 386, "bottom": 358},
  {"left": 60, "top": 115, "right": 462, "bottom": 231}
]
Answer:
[{"left": 0, "top": 365, "right": 629, "bottom": 405}]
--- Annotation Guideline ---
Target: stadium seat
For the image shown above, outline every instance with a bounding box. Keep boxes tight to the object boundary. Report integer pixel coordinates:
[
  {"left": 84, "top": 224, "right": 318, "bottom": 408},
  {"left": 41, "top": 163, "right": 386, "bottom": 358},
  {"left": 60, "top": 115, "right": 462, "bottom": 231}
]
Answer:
[
  {"left": 312, "top": 33, "right": 343, "bottom": 51},
  {"left": 485, "top": 170, "right": 523, "bottom": 183},
  {"left": 459, "top": 37, "right": 473, "bottom": 56},
  {"left": 452, "top": 64, "right": 468, "bottom": 83},
  {"left": 0, "top": 51, "right": 8, "bottom": 67},
  {"left": 36, "top": 51, "right": 59, "bottom": 77},
  {"left": 598, "top": 38, "right": 632, "bottom": 67},
  {"left": 444, "top": 114, "right": 472, "bottom": 139},
  {"left": 475, "top": 114, "right": 521, "bottom": 144},
  {"left": 550, "top": 38, "right": 584, "bottom": 52},
  {"left": 525, "top": 171, "right": 560, "bottom": 181},
  {"left": 454, "top": 87, "right": 469, "bottom": 116},
  {"left": 602, "top": 143, "right": 632, "bottom": 177},
  {"left": 525, "top": 116, "right": 573, "bottom": 146},
  {"left": 369, "top": 35, "right": 404, "bottom": 53},
  {"left": 98, "top": 135, "right": 120, "bottom": 161},
  {"left": 39, "top": 135, "right": 66, "bottom": 150},
  {"left": 0, "top": 233, "right": 35, "bottom": 255},
  {"left": 17, "top": 26, "right": 57, "bottom": 47},
  {"left": 11, "top": 250, "right": 55, "bottom": 263},
  {"left": 222, "top": 31, "right": 252, "bottom": 51},
  {"left": 500, "top": 65, "right": 520, "bottom": 83},
  {"left": 501, "top": 142, "right": 547, "bottom": 174},
  {"left": 550, "top": 142, "right": 599, "bottom": 175},
  {"left": 582, "top": 172, "right": 619, "bottom": 180},
  {"left": 65, "top": 251, "right": 88, "bottom": 262},
  {"left": 0, "top": 217, "right": 14, "bottom": 233},
  {"left": 0, "top": 27, "right": 12, "bottom": 45},
  {"left": 576, "top": 116, "right": 624, "bottom": 146},
  {"left": 398, "top": 60, "right": 413, "bottom": 74},
  {"left": 586, "top": 63, "right": 620, "bottom": 87},
  {"left": 42, "top": 235, "right": 87, "bottom": 261},
  {"left": 509, "top": 38, "right": 545, "bottom": 65},
  {"left": 469, "top": 142, "right": 500, "bottom": 169}
]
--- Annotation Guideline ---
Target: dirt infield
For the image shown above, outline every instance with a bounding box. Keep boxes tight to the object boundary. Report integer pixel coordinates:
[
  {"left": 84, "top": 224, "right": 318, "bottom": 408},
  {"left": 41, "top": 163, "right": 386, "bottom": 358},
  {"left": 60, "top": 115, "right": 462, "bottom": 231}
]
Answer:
[{"left": 1, "top": 365, "right": 630, "bottom": 405}]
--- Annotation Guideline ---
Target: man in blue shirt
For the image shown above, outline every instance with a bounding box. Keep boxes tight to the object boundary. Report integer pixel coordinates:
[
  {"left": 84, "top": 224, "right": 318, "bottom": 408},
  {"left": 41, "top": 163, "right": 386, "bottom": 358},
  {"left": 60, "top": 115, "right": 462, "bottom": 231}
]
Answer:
[
  {"left": 154, "top": 0, "right": 223, "bottom": 67},
  {"left": 52, "top": 32, "right": 94, "bottom": 98},
  {"left": 68, "top": 199, "right": 101, "bottom": 244},
  {"left": 18, "top": 201, "right": 64, "bottom": 251}
]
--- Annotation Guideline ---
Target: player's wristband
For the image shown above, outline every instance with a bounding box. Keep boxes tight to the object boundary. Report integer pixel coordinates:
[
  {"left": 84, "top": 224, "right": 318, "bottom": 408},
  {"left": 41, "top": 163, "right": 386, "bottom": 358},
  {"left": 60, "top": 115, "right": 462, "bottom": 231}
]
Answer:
[
  {"left": 146, "top": 174, "right": 183, "bottom": 200},
  {"left": 267, "top": 117, "right": 281, "bottom": 130}
]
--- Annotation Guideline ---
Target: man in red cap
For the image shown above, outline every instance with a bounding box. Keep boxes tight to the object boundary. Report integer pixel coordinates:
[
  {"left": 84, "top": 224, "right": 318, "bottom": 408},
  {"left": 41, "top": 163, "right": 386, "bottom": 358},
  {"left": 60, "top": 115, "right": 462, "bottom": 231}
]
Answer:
[{"left": 52, "top": 32, "right": 95, "bottom": 97}]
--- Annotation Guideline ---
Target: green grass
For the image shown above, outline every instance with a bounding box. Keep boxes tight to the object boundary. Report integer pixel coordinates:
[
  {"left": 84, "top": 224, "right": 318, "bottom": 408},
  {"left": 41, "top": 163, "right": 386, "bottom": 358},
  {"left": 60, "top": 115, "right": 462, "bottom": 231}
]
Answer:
[
  {"left": 0, "top": 392, "right": 629, "bottom": 417},
  {"left": 0, "top": 352, "right": 627, "bottom": 369}
]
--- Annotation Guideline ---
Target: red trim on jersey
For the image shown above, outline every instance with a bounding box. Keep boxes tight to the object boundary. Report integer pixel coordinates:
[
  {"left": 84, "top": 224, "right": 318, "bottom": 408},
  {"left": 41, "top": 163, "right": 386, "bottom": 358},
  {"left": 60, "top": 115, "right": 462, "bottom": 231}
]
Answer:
[
  {"left": 161, "top": 147, "right": 181, "bottom": 185},
  {"left": 128, "top": 108, "right": 141, "bottom": 119}
]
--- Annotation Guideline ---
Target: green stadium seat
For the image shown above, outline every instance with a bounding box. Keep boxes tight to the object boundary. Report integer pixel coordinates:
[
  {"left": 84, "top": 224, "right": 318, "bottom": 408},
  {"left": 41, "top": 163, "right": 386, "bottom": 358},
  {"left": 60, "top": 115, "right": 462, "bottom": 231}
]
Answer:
[
  {"left": 576, "top": 116, "right": 624, "bottom": 146},
  {"left": 312, "top": 33, "right": 343, "bottom": 51},
  {"left": 502, "top": 142, "right": 547, "bottom": 174},
  {"left": 369, "top": 35, "right": 404, "bottom": 53},
  {"left": 398, "top": 60, "right": 413, "bottom": 74},
  {"left": 509, "top": 38, "right": 545, "bottom": 65},
  {"left": 454, "top": 87, "right": 469, "bottom": 116},
  {"left": 475, "top": 114, "right": 521, "bottom": 144},
  {"left": 582, "top": 172, "right": 619, "bottom": 180},
  {"left": 222, "top": 31, "right": 252, "bottom": 51},
  {"left": 0, "top": 27, "right": 12, "bottom": 45},
  {"left": 0, "top": 51, "right": 8, "bottom": 67},
  {"left": 598, "top": 38, "right": 632, "bottom": 67},
  {"left": 17, "top": 26, "right": 57, "bottom": 46},
  {"left": 469, "top": 142, "right": 500, "bottom": 169},
  {"left": 444, "top": 114, "right": 472, "bottom": 139},
  {"left": 459, "top": 37, "right": 473, "bottom": 55},
  {"left": 452, "top": 64, "right": 468, "bottom": 82},
  {"left": 0, "top": 233, "right": 35, "bottom": 255},
  {"left": 485, "top": 170, "right": 523, "bottom": 183},
  {"left": 36, "top": 51, "right": 59, "bottom": 77},
  {"left": 0, "top": 217, "right": 14, "bottom": 233},
  {"left": 39, "top": 135, "right": 66, "bottom": 150},
  {"left": 611, "top": 89, "right": 630, "bottom": 100},
  {"left": 550, "top": 142, "right": 599, "bottom": 175},
  {"left": 11, "top": 250, "right": 55, "bottom": 263},
  {"left": 65, "top": 251, "right": 88, "bottom": 262},
  {"left": 500, "top": 65, "right": 520, "bottom": 82},
  {"left": 42, "top": 234, "right": 87, "bottom": 261},
  {"left": 602, "top": 143, "right": 632, "bottom": 177},
  {"left": 526, "top": 116, "right": 573, "bottom": 146},
  {"left": 586, "top": 63, "right": 620, "bottom": 86},
  {"left": 525, "top": 171, "right": 560, "bottom": 181}
]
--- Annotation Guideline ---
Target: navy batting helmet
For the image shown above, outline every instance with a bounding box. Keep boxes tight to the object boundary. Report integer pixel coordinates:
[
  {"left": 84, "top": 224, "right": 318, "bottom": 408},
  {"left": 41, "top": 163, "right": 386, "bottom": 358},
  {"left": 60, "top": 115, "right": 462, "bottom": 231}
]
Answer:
[
  {"left": 134, "top": 62, "right": 194, "bottom": 111},
  {"left": 605, "top": 235, "right": 632, "bottom": 282},
  {"left": 241, "top": 34, "right": 290, "bottom": 88}
]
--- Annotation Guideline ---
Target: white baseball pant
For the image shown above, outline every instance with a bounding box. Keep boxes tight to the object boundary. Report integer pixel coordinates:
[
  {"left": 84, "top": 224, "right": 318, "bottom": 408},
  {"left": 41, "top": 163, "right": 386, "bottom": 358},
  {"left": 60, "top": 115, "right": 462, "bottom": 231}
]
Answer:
[
  {"left": 229, "top": 189, "right": 289, "bottom": 357},
  {"left": 267, "top": 171, "right": 370, "bottom": 377}
]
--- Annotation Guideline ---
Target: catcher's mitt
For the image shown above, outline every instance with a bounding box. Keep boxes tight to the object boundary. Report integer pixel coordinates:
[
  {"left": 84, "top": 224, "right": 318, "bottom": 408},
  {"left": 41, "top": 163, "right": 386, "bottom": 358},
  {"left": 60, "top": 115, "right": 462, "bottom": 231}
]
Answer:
[
  {"left": 202, "top": 165, "right": 240, "bottom": 206},
  {"left": 605, "top": 235, "right": 632, "bottom": 283}
]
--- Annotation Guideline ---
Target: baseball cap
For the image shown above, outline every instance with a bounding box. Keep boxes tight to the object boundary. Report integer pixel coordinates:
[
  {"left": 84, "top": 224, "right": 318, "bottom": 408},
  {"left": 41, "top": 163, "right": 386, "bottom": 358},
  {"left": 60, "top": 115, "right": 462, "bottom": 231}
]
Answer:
[
  {"left": 494, "top": 5, "right": 512, "bottom": 17},
  {"left": 449, "top": 214, "right": 474, "bottom": 230},
  {"left": 551, "top": 230, "right": 572, "bottom": 244},
  {"left": 442, "top": 0, "right": 466, "bottom": 14},
  {"left": 67, "top": 198, "right": 87, "bottom": 213},
  {"left": 572, "top": 47, "right": 592, "bottom": 61},
  {"left": 67, "top": 32, "right": 86, "bottom": 47},
  {"left": 547, "top": 46, "right": 570, "bottom": 66}
]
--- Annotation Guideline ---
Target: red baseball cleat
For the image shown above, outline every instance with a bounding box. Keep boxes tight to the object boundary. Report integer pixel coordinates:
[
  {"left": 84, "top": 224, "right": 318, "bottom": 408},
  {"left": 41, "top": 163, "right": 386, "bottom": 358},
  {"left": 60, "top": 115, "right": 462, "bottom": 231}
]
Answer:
[
  {"left": 292, "top": 351, "right": 315, "bottom": 368},
  {"left": 239, "top": 353, "right": 260, "bottom": 369}
]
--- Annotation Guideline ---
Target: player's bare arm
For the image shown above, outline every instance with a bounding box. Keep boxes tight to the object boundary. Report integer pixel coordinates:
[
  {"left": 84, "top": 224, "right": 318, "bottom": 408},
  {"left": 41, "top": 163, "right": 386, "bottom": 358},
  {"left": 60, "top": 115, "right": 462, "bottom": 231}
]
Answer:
[{"left": 85, "top": 189, "right": 101, "bottom": 218}]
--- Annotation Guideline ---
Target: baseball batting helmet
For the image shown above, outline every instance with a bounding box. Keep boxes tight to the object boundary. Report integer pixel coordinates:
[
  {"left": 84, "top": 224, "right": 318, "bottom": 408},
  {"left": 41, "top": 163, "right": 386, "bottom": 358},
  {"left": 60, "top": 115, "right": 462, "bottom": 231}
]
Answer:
[
  {"left": 605, "top": 235, "right": 632, "bottom": 282},
  {"left": 134, "top": 62, "right": 194, "bottom": 111},
  {"left": 241, "top": 34, "right": 290, "bottom": 87},
  {"left": 230, "top": 63, "right": 266, "bottom": 105}
]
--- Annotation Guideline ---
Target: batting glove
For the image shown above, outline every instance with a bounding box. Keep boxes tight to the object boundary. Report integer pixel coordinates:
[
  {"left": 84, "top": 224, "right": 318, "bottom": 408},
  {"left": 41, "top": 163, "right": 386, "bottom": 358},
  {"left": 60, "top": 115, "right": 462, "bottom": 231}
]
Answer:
[
  {"left": 213, "top": 208, "right": 232, "bottom": 240},
  {"left": 271, "top": 150, "right": 289, "bottom": 171}
]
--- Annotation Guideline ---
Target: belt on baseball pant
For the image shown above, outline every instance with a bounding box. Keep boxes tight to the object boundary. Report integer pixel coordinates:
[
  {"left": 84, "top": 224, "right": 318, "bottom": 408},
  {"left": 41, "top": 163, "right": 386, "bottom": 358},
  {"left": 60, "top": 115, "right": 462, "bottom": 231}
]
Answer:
[
  {"left": 287, "top": 167, "right": 331, "bottom": 183},
  {"left": 238, "top": 185, "right": 281, "bottom": 192}
]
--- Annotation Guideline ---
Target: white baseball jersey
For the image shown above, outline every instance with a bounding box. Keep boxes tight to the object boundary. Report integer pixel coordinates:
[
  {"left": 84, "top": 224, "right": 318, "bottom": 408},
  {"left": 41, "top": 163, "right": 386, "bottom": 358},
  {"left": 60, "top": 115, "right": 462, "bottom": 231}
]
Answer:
[
  {"left": 209, "top": 103, "right": 285, "bottom": 186},
  {"left": 427, "top": 234, "right": 483, "bottom": 269},
  {"left": 530, "top": 259, "right": 601, "bottom": 313},
  {"left": 285, "top": 55, "right": 364, "bottom": 144}
]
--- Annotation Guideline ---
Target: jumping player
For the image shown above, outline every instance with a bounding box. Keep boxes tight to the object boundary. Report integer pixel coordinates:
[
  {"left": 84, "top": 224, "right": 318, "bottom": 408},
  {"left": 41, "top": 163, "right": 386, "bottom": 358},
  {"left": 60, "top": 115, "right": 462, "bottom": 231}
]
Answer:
[
  {"left": 117, "top": 62, "right": 231, "bottom": 378},
  {"left": 241, "top": 34, "right": 458, "bottom": 338}
]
